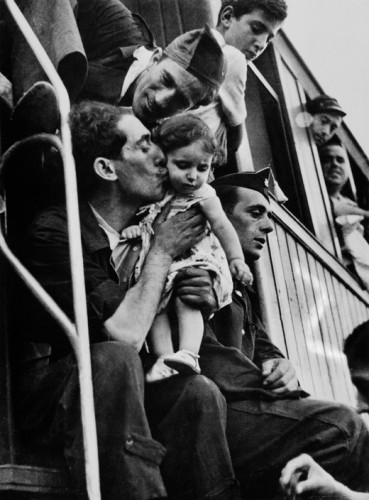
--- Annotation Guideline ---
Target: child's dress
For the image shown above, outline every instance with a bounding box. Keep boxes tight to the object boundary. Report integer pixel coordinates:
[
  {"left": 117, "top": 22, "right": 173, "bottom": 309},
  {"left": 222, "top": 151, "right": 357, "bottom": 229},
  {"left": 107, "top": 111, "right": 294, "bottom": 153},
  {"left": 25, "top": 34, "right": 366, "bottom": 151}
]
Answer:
[{"left": 136, "top": 183, "right": 233, "bottom": 311}]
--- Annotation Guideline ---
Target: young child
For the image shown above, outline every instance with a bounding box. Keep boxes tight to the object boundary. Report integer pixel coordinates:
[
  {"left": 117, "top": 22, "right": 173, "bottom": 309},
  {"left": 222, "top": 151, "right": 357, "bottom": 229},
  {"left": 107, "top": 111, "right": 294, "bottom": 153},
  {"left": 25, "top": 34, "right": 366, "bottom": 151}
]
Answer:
[{"left": 123, "top": 114, "right": 253, "bottom": 381}]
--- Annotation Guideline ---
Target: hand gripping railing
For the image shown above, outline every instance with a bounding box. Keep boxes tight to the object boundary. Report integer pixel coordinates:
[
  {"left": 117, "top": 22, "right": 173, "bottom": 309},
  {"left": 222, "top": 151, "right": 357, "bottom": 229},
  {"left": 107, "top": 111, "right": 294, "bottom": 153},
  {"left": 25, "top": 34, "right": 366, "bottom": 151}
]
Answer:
[{"left": 1, "top": 1, "right": 101, "bottom": 498}]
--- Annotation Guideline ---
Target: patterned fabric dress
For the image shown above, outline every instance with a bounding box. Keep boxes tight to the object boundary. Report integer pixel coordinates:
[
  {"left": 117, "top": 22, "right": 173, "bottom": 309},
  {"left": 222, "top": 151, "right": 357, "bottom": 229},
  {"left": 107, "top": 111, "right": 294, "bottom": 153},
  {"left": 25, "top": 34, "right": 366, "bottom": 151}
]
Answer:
[{"left": 136, "top": 184, "right": 233, "bottom": 311}]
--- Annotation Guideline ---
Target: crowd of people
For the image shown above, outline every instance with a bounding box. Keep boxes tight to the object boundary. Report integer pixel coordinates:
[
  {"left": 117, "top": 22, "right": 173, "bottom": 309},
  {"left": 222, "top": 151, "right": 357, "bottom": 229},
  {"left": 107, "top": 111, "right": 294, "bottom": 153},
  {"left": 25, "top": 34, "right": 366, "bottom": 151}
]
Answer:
[{"left": 0, "top": 0, "right": 369, "bottom": 499}]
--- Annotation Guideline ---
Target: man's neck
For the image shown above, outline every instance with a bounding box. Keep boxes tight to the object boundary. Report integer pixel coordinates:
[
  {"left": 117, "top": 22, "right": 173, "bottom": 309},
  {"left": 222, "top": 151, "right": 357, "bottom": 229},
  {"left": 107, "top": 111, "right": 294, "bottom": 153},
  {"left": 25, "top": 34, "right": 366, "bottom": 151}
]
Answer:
[
  {"left": 327, "top": 184, "right": 342, "bottom": 198},
  {"left": 89, "top": 191, "right": 138, "bottom": 233}
]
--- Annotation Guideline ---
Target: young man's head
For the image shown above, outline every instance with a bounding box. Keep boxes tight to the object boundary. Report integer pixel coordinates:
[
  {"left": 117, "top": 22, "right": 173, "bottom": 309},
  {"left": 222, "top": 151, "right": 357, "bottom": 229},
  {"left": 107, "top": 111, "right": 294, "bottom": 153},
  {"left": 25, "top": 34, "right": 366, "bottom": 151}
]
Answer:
[
  {"left": 212, "top": 169, "right": 273, "bottom": 262},
  {"left": 216, "top": 0, "right": 287, "bottom": 62},
  {"left": 132, "top": 26, "right": 226, "bottom": 123},
  {"left": 306, "top": 95, "right": 346, "bottom": 146},
  {"left": 344, "top": 321, "right": 369, "bottom": 413},
  {"left": 69, "top": 101, "right": 166, "bottom": 203},
  {"left": 319, "top": 141, "right": 350, "bottom": 196}
]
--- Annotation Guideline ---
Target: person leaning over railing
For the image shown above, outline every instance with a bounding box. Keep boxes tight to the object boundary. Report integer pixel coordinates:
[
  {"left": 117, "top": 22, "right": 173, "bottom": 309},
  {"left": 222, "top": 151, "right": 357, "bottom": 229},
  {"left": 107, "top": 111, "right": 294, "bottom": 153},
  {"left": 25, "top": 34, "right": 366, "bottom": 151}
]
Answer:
[
  {"left": 15, "top": 101, "right": 241, "bottom": 500},
  {"left": 306, "top": 94, "right": 346, "bottom": 146},
  {"left": 191, "top": 0, "right": 287, "bottom": 169},
  {"left": 1, "top": 0, "right": 226, "bottom": 137},
  {"left": 319, "top": 139, "right": 369, "bottom": 290}
]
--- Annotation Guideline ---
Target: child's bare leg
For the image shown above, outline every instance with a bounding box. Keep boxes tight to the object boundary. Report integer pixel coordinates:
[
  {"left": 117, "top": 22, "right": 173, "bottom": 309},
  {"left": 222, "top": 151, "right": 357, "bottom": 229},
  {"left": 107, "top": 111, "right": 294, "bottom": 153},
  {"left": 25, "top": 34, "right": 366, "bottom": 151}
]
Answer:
[
  {"left": 150, "top": 311, "right": 174, "bottom": 358},
  {"left": 164, "top": 297, "right": 203, "bottom": 374},
  {"left": 177, "top": 297, "right": 203, "bottom": 354},
  {"left": 146, "top": 311, "right": 178, "bottom": 383}
]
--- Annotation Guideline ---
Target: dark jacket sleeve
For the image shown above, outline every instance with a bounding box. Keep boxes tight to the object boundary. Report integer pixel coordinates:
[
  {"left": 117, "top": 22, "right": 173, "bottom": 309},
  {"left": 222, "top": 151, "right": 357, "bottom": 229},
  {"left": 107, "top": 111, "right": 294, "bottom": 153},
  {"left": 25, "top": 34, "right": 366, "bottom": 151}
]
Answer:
[
  {"left": 23, "top": 207, "right": 125, "bottom": 347},
  {"left": 250, "top": 312, "right": 285, "bottom": 368}
]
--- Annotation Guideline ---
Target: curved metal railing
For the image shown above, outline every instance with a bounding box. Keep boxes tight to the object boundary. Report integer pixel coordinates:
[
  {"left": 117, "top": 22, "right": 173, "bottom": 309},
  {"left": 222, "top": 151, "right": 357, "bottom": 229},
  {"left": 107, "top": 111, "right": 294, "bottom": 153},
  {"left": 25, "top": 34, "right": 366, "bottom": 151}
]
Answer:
[{"left": 1, "top": 2, "right": 101, "bottom": 498}]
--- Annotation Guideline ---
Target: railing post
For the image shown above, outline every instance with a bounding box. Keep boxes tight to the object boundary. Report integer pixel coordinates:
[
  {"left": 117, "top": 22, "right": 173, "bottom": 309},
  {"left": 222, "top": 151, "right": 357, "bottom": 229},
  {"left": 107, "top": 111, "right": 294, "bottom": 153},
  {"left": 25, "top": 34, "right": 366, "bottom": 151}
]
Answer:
[{"left": 3, "top": 2, "right": 101, "bottom": 498}]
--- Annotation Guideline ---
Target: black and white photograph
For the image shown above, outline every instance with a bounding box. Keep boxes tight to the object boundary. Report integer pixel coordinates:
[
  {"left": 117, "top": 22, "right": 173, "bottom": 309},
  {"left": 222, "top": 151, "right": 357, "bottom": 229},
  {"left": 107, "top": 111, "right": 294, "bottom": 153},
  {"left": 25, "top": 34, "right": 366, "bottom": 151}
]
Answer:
[{"left": 0, "top": 1, "right": 369, "bottom": 498}]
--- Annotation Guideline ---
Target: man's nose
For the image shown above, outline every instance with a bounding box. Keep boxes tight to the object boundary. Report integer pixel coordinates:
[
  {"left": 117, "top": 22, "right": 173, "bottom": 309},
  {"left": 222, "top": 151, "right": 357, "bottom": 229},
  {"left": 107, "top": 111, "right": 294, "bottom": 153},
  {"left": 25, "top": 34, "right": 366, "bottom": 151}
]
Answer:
[
  {"left": 254, "top": 35, "right": 268, "bottom": 53},
  {"left": 331, "top": 158, "right": 343, "bottom": 168},
  {"left": 321, "top": 124, "right": 331, "bottom": 137},
  {"left": 260, "top": 216, "right": 273, "bottom": 234},
  {"left": 153, "top": 144, "right": 166, "bottom": 167},
  {"left": 154, "top": 88, "right": 176, "bottom": 109}
]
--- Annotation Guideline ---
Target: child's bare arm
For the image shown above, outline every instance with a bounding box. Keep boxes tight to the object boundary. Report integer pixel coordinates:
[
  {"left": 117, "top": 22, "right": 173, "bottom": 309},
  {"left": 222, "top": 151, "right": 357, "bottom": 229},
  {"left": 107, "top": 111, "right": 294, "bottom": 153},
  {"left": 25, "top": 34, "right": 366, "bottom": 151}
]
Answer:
[
  {"left": 200, "top": 197, "right": 253, "bottom": 285},
  {"left": 121, "top": 225, "right": 141, "bottom": 240},
  {"left": 332, "top": 197, "right": 369, "bottom": 219}
]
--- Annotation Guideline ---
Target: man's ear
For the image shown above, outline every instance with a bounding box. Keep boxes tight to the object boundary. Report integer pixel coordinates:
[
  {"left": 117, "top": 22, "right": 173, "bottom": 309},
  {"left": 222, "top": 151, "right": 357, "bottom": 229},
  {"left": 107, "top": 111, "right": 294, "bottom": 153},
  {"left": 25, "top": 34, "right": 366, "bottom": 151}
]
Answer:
[
  {"left": 93, "top": 157, "right": 118, "bottom": 181},
  {"left": 148, "top": 47, "right": 163, "bottom": 66},
  {"left": 220, "top": 6, "right": 234, "bottom": 27}
]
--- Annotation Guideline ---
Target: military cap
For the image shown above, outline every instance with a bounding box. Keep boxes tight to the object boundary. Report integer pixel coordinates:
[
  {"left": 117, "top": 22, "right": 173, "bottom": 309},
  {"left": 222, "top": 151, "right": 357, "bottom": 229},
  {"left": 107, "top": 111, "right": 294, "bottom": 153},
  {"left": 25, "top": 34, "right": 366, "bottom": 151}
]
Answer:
[
  {"left": 306, "top": 95, "right": 346, "bottom": 117},
  {"left": 164, "top": 25, "right": 227, "bottom": 91},
  {"left": 211, "top": 168, "right": 270, "bottom": 201}
]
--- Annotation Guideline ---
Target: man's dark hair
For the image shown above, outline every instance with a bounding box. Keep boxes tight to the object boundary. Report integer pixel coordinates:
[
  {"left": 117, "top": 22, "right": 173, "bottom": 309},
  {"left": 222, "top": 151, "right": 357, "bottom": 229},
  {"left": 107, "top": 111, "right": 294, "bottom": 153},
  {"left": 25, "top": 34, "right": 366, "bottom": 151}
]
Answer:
[
  {"left": 217, "top": 0, "right": 288, "bottom": 25},
  {"left": 344, "top": 321, "right": 369, "bottom": 368},
  {"left": 344, "top": 321, "right": 369, "bottom": 398},
  {"left": 69, "top": 101, "right": 132, "bottom": 194}
]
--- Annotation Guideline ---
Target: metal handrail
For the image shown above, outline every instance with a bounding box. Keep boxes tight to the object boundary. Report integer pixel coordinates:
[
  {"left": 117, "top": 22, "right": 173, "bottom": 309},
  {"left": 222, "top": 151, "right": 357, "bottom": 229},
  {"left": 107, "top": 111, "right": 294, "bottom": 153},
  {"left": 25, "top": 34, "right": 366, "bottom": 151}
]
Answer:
[{"left": 2, "top": 2, "right": 101, "bottom": 498}]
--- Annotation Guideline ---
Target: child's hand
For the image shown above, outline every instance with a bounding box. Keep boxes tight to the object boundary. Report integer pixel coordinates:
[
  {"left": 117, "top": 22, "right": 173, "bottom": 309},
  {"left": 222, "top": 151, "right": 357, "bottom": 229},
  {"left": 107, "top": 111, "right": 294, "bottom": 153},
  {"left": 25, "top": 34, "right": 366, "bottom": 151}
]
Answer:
[
  {"left": 229, "top": 259, "right": 253, "bottom": 286},
  {"left": 121, "top": 225, "right": 141, "bottom": 240}
]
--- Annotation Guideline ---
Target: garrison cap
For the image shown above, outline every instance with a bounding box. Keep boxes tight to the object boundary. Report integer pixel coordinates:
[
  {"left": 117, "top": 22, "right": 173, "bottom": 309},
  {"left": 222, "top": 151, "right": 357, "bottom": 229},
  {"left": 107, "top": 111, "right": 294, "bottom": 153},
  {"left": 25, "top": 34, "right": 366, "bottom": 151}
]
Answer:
[
  {"left": 164, "top": 25, "right": 227, "bottom": 91},
  {"left": 306, "top": 95, "right": 346, "bottom": 117},
  {"left": 211, "top": 168, "right": 270, "bottom": 201}
]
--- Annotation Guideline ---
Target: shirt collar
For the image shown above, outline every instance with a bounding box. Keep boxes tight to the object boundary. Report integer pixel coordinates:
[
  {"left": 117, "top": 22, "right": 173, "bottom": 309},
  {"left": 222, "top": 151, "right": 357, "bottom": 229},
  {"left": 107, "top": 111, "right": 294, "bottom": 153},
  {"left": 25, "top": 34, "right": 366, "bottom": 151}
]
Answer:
[
  {"left": 88, "top": 203, "right": 123, "bottom": 251},
  {"left": 77, "top": 201, "right": 111, "bottom": 253},
  {"left": 120, "top": 45, "right": 154, "bottom": 100},
  {"left": 211, "top": 29, "right": 226, "bottom": 48}
]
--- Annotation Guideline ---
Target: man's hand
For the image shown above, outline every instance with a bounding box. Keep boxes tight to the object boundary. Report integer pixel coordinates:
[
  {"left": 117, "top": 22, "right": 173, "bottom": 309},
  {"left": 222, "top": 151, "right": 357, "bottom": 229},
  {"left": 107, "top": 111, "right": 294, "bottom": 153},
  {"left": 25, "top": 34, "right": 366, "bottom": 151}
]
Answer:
[
  {"left": 152, "top": 206, "right": 206, "bottom": 259},
  {"left": 280, "top": 454, "right": 352, "bottom": 499},
  {"left": 0, "top": 73, "right": 13, "bottom": 108},
  {"left": 262, "top": 358, "right": 298, "bottom": 394},
  {"left": 174, "top": 268, "right": 217, "bottom": 316}
]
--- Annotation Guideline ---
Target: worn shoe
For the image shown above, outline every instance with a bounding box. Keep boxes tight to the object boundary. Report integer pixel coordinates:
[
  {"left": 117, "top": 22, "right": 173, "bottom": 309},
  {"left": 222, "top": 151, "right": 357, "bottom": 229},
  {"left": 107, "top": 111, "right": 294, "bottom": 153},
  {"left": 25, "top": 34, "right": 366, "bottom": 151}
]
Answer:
[
  {"left": 164, "top": 350, "right": 201, "bottom": 375},
  {"left": 11, "top": 81, "right": 59, "bottom": 140}
]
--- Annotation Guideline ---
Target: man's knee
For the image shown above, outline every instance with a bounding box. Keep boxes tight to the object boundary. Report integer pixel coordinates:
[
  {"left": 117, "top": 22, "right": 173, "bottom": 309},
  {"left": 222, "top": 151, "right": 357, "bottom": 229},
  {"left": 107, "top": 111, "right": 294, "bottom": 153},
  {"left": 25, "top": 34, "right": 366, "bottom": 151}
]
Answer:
[
  {"left": 90, "top": 341, "right": 143, "bottom": 379},
  {"left": 183, "top": 375, "right": 227, "bottom": 415},
  {"left": 331, "top": 403, "right": 369, "bottom": 448}
]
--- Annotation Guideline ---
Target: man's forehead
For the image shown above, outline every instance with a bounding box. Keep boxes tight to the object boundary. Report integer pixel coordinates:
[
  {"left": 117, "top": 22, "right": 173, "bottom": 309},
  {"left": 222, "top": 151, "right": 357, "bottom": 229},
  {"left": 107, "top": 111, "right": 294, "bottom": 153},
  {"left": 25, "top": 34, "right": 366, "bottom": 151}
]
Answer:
[
  {"left": 316, "top": 112, "right": 342, "bottom": 124},
  {"left": 236, "top": 186, "right": 271, "bottom": 208},
  {"left": 246, "top": 9, "right": 283, "bottom": 35},
  {"left": 158, "top": 58, "right": 204, "bottom": 99},
  {"left": 118, "top": 114, "right": 150, "bottom": 143},
  {"left": 321, "top": 144, "right": 346, "bottom": 159}
]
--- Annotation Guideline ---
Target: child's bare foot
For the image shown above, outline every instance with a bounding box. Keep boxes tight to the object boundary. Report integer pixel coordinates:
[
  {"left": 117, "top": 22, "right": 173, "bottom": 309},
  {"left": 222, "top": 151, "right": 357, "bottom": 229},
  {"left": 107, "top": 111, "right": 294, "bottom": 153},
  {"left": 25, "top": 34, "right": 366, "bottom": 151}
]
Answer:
[
  {"left": 164, "top": 350, "right": 201, "bottom": 374},
  {"left": 145, "top": 358, "right": 178, "bottom": 383}
]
